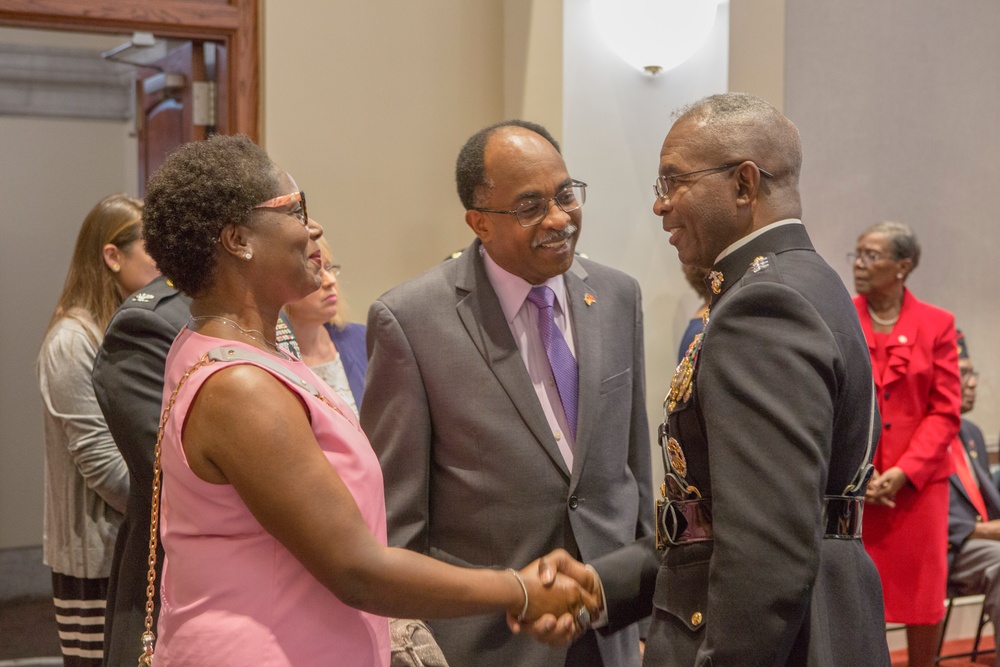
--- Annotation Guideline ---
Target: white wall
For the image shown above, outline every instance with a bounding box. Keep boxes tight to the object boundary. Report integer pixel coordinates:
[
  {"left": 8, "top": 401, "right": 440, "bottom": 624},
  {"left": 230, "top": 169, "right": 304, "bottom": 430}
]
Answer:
[
  {"left": 562, "top": 0, "right": 729, "bottom": 481},
  {"left": 0, "top": 113, "right": 136, "bottom": 548}
]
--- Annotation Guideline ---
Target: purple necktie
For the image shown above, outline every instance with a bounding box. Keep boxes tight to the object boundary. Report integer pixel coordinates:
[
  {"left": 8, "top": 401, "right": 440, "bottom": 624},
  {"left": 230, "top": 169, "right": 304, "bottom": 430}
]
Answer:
[{"left": 526, "top": 285, "right": 579, "bottom": 439}]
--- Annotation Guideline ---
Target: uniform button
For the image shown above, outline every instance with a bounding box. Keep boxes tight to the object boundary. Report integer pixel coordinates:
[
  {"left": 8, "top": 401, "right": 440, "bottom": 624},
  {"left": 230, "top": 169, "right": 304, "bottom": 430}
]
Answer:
[
  {"left": 884, "top": 423, "right": 891, "bottom": 430},
  {"left": 569, "top": 496, "right": 579, "bottom": 510},
  {"left": 883, "top": 390, "right": 890, "bottom": 400},
  {"left": 691, "top": 612, "right": 703, "bottom": 626},
  {"left": 548, "top": 378, "right": 555, "bottom": 387}
]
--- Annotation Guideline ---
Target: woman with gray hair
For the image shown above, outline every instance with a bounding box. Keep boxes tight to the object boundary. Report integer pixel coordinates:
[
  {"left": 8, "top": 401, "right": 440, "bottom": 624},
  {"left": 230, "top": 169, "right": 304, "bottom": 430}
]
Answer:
[{"left": 851, "top": 221, "right": 961, "bottom": 666}]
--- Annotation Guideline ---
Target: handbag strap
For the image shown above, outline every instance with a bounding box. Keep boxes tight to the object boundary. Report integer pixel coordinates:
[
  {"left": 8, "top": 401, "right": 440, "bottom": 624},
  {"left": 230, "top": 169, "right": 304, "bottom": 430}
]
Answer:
[{"left": 139, "top": 347, "right": 348, "bottom": 665}]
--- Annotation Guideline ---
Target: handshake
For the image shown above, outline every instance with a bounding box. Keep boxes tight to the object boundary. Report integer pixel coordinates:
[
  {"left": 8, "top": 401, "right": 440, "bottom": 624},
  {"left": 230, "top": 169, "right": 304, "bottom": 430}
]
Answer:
[{"left": 507, "top": 549, "right": 604, "bottom": 646}]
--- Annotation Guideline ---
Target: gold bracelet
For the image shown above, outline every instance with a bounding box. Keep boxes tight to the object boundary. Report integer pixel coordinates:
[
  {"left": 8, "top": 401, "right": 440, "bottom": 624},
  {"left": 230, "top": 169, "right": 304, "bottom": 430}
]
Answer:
[{"left": 507, "top": 568, "right": 529, "bottom": 622}]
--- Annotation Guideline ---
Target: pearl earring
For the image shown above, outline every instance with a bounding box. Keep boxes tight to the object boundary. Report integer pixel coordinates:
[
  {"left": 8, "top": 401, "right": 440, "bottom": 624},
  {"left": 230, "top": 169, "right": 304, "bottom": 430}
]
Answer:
[
  {"left": 112, "top": 264, "right": 121, "bottom": 272},
  {"left": 896, "top": 272, "right": 903, "bottom": 279},
  {"left": 244, "top": 252, "right": 253, "bottom": 261}
]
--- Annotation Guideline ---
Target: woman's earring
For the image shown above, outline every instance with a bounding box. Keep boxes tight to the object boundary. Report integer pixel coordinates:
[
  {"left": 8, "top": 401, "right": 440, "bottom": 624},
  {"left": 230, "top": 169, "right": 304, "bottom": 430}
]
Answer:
[
  {"left": 896, "top": 272, "right": 903, "bottom": 279},
  {"left": 244, "top": 252, "right": 253, "bottom": 261},
  {"left": 112, "top": 264, "right": 121, "bottom": 272}
]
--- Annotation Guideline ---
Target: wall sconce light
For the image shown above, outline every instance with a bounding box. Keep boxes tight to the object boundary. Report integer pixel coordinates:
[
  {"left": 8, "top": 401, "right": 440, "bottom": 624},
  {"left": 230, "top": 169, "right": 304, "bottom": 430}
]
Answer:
[{"left": 593, "top": 0, "right": 723, "bottom": 76}]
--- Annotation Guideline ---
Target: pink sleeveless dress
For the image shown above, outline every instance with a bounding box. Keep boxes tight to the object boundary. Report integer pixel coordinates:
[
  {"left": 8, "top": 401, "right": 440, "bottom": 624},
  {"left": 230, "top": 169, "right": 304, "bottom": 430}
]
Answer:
[{"left": 152, "top": 328, "right": 390, "bottom": 666}]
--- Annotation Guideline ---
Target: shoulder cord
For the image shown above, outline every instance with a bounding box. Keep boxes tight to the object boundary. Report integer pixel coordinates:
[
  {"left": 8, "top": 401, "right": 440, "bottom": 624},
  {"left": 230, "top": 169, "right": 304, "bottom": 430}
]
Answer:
[
  {"left": 842, "top": 379, "right": 877, "bottom": 496},
  {"left": 139, "top": 348, "right": 348, "bottom": 665}
]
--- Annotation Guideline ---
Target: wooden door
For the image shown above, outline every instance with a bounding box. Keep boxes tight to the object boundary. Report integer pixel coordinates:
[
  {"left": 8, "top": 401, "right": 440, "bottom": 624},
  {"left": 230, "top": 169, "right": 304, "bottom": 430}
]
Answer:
[
  {"left": 136, "top": 41, "right": 226, "bottom": 193},
  {"left": 0, "top": 0, "right": 258, "bottom": 139}
]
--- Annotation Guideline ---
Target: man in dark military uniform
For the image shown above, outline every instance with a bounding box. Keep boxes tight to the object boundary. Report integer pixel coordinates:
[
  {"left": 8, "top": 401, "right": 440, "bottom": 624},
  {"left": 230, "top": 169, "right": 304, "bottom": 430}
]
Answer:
[
  {"left": 92, "top": 276, "right": 190, "bottom": 665},
  {"left": 639, "top": 92, "right": 890, "bottom": 665},
  {"left": 93, "top": 277, "right": 299, "bottom": 665},
  {"left": 946, "top": 330, "right": 1000, "bottom": 662}
]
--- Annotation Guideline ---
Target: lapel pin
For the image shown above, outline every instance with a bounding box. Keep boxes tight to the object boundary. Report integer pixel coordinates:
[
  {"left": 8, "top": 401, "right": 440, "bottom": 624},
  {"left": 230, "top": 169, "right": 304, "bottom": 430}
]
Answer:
[{"left": 584, "top": 293, "right": 596, "bottom": 306}]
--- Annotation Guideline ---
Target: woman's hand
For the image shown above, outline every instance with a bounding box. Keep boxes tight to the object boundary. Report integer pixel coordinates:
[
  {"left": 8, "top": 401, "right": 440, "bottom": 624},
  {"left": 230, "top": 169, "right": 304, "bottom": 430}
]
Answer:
[
  {"left": 865, "top": 466, "right": 907, "bottom": 507},
  {"left": 506, "top": 549, "right": 601, "bottom": 646}
]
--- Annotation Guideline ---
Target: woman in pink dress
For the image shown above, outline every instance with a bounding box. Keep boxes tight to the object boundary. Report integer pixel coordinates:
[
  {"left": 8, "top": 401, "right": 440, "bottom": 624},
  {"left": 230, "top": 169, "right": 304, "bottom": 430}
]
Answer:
[
  {"left": 853, "top": 221, "right": 961, "bottom": 667},
  {"left": 140, "top": 135, "right": 597, "bottom": 667}
]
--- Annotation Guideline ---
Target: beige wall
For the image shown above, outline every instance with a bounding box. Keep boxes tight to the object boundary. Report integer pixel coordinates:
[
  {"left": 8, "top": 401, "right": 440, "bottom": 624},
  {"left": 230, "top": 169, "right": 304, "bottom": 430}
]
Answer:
[{"left": 262, "top": 1, "right": 508, "bottom": 317}]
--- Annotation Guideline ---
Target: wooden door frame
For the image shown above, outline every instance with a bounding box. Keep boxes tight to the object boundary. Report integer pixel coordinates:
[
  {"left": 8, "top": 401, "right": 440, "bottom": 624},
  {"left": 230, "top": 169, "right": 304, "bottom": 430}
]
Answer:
[{"left": 0, "top": 0, "right": 259, "bottom": 140}]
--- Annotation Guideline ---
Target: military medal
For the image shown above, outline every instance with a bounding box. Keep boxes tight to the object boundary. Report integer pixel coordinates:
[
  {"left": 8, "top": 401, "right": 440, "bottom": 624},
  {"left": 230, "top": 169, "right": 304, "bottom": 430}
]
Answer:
[
  {"left": 666, "top": 310, "right": 708, "bottom": 413},
  {"left": 666, "top": 437, "right": 687, "bottom": 476}
]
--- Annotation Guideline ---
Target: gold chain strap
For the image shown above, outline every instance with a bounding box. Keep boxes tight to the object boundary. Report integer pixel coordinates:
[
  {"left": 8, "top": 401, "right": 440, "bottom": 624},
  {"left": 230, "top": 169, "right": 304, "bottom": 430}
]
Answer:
[
  {"left": 139, "top": 353, "right": 214, "bottom": 666},
  {"left": 137, "top": 351, "right": 350, "bottom": 666}
]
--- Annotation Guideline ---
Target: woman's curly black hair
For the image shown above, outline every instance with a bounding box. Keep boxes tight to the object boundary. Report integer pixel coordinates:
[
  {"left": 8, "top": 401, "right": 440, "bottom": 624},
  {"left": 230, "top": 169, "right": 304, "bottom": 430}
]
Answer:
[{"left": 143, "top": 134, "right": 279, "bottom": 296}]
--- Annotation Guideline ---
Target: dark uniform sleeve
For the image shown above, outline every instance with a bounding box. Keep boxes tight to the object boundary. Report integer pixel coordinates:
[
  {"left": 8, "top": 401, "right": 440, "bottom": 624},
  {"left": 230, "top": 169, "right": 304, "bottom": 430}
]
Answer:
[
  {"left": 93, "top": 306, "right": 179, "bottom": 491},
  {"left": 696, "top": 281, "right": 838, "bottom": 664}
]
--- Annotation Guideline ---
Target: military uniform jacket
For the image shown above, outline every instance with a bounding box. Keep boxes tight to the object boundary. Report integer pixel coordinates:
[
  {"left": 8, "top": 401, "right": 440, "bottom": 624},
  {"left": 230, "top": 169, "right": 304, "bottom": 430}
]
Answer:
[
  {"left": 92, "top": 276, "right": 192, "bottom": 666},
  {"left": 643, "top": 223, "right": 890, "bottom": 666}
]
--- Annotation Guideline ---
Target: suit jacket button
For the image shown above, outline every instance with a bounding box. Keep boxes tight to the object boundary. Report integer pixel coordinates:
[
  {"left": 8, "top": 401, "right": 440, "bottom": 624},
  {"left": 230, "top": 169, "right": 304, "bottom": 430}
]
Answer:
[
  {"left": 569, "top": 496, "right": 579, "bottom": 510},
  {"left": 691, "top": 611, "right": 703, "bottom": 626}
]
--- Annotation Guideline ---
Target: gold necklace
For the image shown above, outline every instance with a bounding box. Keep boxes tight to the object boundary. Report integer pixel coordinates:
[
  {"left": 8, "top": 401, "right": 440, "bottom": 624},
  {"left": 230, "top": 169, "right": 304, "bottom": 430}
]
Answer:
[{"left": 188, "top": 315, "right": 288, "bottom": 357}]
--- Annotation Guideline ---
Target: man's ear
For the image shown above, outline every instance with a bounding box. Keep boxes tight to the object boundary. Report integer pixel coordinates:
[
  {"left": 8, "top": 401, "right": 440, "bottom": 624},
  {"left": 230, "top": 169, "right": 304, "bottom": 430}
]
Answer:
[
  {"left": 734, "top": 162, "right": 761, "bottom": 208},
  {"left": 465, "top": 209, "right": 491, "bottom": 241}
]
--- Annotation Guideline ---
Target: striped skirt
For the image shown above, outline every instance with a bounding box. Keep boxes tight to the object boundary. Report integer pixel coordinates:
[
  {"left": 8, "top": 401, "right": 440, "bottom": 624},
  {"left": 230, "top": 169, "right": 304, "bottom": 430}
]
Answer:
[{"left": 51, "top": 572, "right": 108, "bottom": 666}]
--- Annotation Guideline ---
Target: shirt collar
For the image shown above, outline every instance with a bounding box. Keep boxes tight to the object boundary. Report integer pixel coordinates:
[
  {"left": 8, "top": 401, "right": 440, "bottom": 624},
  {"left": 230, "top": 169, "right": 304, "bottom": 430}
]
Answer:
[
  {"left": 715, "top": 218, "right": 802, "bottom": 264},
  {"left": 481, "top": 245, "right": 568, "bottom": 323}
]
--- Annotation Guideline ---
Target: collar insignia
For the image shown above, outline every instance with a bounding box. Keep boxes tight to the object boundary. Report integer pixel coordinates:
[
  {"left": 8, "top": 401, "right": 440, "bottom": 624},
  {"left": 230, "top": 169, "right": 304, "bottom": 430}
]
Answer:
[
  {"left": 750, "top": 256, "right": 770, "bottom": 273},
  {"left": 132, "top": 293, "right": 155, "bottom": 303},
  {"left": 707, "top": 270, "right": 724, "bottom": 295}
]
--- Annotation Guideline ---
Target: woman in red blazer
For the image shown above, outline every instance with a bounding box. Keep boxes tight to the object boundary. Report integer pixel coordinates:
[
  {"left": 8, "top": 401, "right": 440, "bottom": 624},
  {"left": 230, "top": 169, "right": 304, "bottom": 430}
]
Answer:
[{"left": 853, "top": 221, "right": 961, "bottom": 667}]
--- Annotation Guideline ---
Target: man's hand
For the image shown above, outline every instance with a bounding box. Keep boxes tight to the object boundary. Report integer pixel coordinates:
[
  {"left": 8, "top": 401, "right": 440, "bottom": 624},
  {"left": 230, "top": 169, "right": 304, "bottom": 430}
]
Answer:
[
  {"left": 971, "top": 519, "right": 1000, "bottom": 541},
  {"left": 865, "top": 466, "right": 907, "bottom": 507},
  {"left": 506, "top": 549, "right": 604, "bottom": 646}
]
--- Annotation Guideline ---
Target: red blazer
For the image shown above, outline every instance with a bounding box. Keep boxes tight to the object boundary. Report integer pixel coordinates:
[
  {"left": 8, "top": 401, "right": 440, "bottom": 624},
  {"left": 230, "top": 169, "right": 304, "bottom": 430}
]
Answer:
[{"left": 854, "top": 289, "right": 961, "bottom": 489}]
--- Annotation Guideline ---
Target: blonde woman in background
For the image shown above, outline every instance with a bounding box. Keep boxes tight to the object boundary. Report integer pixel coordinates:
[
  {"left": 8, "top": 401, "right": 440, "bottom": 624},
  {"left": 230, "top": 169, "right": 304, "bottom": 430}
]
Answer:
[
  {"left": 284, "top": 234, "right": 367, "bottom": 418},
  {"left": 36, "top": 194, "right": 160, "bottom": 666}
]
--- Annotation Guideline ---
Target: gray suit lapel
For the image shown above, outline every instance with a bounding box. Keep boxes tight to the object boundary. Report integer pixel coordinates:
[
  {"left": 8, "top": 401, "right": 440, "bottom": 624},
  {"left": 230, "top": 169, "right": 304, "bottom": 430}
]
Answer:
[
  {"left": 565, "top": 261, "right": 598, "bottom": 487},
  {"left": 454, "top": 243, "right": 571, "bottom": 478}
]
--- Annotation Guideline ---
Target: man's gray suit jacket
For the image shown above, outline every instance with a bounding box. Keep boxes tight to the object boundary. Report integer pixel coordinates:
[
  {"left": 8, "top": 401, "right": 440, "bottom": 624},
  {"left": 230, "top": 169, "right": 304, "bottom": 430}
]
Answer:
[{"left": 361, "top": 239, "right": 654, "bottom": 667}]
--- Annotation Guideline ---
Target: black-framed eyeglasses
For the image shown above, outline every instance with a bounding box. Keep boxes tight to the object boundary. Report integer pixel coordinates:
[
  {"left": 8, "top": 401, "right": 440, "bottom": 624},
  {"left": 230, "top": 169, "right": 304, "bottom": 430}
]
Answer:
[
  {"left": 322, "top": 262, "right": 341, "bottom": 277},
  {"left": 472, "top": 180, "right": 587, "bottom": 227},
  {"left": 254, "top": 190, "right": 308, "bottom": 227},
  {"left": 654, "top": 162, "right": 773, "bottom": 201},
  {"left": 847, "top": 250, "right": 887, "bottom": 267}
]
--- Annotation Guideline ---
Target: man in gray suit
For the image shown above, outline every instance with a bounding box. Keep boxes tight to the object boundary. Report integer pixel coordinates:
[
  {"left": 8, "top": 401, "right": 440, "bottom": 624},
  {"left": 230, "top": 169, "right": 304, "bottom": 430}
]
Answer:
[{"left": 361, "top": 120, "right": 654, "bottom": 667}]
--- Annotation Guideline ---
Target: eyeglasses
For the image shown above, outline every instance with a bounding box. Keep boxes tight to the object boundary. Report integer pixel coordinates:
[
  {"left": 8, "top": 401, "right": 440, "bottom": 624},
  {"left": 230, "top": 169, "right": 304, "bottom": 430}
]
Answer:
[
  {"left": 654, "top": 163, "right": 773, "bottom": 201},
  {"left": 322, "top": 262, "right": 341, "bottom": 277},
  {"left": 961, "top": 368, "right": 980, "bottom": 383},
  {"left": 472, "top": 180, "right": 587, "bottom": 227},
  {"left": 254, "top": 190, "right": 308, "bottom": 227},
  {"left": 847, "top": 250, "right": 887, "bottom": 267}
]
